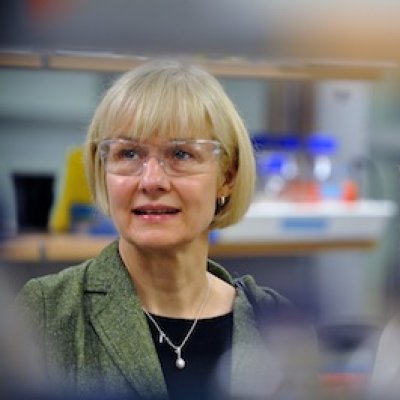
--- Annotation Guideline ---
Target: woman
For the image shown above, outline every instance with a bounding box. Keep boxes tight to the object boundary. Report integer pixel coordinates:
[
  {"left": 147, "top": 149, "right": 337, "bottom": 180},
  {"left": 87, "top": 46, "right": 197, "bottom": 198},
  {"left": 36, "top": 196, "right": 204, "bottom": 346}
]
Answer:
[{"left": 18, "top": 60, "right": 314, "bottom": 400}]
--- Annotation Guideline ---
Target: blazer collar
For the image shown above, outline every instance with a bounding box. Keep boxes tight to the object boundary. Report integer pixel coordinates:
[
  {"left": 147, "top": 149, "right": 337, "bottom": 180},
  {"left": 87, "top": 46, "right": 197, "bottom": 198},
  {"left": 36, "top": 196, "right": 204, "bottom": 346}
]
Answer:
[
  {"left": 84, "top": 241, "right": 268, "bottom": 399},
  {"left": 84, "top": 241, "right": 168, "bottom": 399}
]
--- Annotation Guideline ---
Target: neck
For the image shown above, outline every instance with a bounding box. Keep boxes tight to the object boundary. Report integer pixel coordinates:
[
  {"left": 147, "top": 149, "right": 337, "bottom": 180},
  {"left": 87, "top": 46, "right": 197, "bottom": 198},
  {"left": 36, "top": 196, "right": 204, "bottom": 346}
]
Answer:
[{"left": 118, "top": 236, "right": 211, "bottom": 318}]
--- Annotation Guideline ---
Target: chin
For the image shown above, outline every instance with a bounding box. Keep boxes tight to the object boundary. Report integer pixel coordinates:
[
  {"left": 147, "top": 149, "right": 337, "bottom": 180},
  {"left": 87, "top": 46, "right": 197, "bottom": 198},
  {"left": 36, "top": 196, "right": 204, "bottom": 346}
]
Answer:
[{"left": 125, "top": 233, "right": 189, "bottom": 251}]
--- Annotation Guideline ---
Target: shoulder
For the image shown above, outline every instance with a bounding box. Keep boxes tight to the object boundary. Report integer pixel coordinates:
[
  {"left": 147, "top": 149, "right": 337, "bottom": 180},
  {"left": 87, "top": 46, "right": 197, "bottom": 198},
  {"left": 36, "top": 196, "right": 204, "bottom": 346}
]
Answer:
[
  {"left": 207, "top": 258, "right": 289, "bottom": 311},
  {"left": 17, "top": 259, "right": 93, "bottom": 323},
  {"left": 234, "top": 274, "right": 292, "bottom": 324},
  {"left": 19, "top": 260, "right": 91, "bottom": 298},
  {"left": 234, "top": 274, "right": 289, "bottom": 307},
  {"left": 16, "top": 240, "right": 122, "bottom": 323}
]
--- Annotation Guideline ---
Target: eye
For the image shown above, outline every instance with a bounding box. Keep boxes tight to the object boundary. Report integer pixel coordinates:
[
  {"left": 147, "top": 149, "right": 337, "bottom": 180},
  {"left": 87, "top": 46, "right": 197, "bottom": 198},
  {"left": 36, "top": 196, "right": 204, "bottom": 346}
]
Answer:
[
  {"left": 172, "top": 148, "right": 193, "bottom": 161},
  {"left": 112, "top": 144, "right": 144, "bottom": 161},
  {"left": 119, "top": 148, "right": 137, "bottom": 160}
]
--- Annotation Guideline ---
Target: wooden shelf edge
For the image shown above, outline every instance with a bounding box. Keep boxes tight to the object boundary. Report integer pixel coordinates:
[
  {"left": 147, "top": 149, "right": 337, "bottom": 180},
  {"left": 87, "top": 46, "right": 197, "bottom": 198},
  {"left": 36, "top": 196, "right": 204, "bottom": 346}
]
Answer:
[
  {"left": 48, "top": 54, "right": 144, "bottom": 72},
  {"left": 0, "top": 234, "right": 376, "bottom": 263},
  {"left": 0, "top": 52, "right": 42, "bottom": 68},
  {"left": 0, "top": 51, "right": 388, "bottom": 80},
  {"left": 210, "top": 240, "right": 376, "bottom": 257}
]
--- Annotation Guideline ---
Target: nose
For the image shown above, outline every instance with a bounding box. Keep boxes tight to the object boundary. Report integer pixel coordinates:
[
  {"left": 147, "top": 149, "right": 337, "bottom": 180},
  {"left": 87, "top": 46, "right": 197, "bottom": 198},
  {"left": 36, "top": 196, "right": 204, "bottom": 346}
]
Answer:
[{"left": 137, "top": 156, "right": 171, "bottom": 193}]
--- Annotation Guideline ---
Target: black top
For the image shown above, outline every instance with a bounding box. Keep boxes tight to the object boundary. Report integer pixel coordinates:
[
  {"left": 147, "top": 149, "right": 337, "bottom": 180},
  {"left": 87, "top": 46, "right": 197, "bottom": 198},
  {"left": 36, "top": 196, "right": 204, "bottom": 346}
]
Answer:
[{"left": 145, "top": 312, "right": 233, "bottom": 400}]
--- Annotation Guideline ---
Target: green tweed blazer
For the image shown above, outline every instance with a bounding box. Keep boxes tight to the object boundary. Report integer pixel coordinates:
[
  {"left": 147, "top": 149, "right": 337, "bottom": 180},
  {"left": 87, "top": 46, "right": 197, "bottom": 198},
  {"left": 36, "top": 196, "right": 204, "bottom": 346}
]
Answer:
[{"left": 17, "top": 241, "right": 299, "bottom": 399}]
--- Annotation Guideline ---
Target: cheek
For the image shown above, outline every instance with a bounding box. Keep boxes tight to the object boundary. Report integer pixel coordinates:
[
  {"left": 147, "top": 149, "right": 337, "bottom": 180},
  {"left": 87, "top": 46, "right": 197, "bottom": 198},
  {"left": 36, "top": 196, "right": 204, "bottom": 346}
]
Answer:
[
  {"left": 187, "top": 176, "right": 219, "bottom": 213},
  {"left": 106, "top": 175, "right": 135, "bottom": 211}
]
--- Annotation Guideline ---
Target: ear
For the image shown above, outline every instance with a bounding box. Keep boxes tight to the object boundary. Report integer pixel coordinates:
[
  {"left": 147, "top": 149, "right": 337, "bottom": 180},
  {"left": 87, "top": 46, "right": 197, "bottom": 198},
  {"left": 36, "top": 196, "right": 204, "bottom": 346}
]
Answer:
[{"left": 218, "top": 167, "right": 236, "bottom": 198}]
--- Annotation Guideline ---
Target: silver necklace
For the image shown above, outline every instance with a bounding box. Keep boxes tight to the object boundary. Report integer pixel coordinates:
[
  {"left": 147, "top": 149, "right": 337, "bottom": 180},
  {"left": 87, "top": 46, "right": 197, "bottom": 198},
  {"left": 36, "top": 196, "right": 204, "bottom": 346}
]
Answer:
[{"left": 142, "top": 276, "right": 211, "bottom": 370}]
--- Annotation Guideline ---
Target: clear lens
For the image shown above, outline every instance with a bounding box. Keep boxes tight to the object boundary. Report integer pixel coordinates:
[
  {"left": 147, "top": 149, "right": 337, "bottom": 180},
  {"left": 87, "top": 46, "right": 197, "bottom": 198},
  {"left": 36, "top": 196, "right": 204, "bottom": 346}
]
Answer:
[{"left": 99, "top": 139, "right": 221, "bottom": 176}]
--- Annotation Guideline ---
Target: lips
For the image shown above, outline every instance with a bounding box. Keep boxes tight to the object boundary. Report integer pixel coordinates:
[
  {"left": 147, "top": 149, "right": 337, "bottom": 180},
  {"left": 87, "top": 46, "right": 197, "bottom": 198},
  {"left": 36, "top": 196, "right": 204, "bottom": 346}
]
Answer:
[{"left": 132, "top": 205, "right": 181, "bottom": 216}]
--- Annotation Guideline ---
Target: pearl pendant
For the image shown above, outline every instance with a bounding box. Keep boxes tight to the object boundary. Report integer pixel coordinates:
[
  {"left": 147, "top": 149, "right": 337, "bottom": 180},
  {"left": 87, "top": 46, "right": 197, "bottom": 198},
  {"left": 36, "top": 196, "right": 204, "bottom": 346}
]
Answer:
[{"left": 176, "top": 357, "right": 186, "bottom": 369}]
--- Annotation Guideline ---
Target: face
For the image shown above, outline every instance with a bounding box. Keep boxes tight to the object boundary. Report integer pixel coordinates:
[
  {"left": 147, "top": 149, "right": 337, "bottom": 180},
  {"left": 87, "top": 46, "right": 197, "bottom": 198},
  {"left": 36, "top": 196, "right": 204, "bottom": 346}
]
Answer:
[{"left": 105, "top": 138, "right": 229, "bottom": 251}]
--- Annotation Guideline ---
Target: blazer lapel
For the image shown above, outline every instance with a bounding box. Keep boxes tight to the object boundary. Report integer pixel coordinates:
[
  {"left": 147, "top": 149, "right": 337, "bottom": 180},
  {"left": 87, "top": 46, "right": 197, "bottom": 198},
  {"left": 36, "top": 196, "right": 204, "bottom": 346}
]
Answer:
[{"left": 84, "top": 242, "right": 168, "bottom": 399}]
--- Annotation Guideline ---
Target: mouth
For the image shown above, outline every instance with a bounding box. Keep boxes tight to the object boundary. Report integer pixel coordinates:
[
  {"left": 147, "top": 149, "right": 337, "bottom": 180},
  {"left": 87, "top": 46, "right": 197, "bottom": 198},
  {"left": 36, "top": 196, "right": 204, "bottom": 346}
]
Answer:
[{"left": 132, "top": 206, "right": 181, "bottom": 216}]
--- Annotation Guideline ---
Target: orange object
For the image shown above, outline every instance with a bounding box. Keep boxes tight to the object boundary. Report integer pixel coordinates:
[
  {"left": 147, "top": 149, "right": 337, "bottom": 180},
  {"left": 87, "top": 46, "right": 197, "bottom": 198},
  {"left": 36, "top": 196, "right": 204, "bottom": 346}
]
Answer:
[{"left": 342, "top": 180, "right": 359, "bottom": 202}]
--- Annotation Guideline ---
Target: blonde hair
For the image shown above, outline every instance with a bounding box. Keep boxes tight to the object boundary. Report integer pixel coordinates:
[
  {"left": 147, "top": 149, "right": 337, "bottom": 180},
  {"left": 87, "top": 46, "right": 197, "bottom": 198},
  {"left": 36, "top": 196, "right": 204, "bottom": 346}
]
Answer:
[{"left": 84, "top": 59, "right": 255, "bottom": 229}]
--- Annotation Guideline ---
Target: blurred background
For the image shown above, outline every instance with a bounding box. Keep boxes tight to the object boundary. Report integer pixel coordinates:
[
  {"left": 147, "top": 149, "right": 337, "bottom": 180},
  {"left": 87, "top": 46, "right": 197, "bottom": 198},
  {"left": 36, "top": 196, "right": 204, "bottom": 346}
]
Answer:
[{"left": 1, "top": 0, "right": 400, "bottom": 397}]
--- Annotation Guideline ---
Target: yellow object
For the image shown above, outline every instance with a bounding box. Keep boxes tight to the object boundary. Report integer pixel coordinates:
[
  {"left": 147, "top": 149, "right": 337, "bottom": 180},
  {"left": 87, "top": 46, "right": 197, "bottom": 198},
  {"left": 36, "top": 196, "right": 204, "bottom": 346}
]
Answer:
[{"left": 49, "top": 146, "right": 93, "bottom": 232}]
